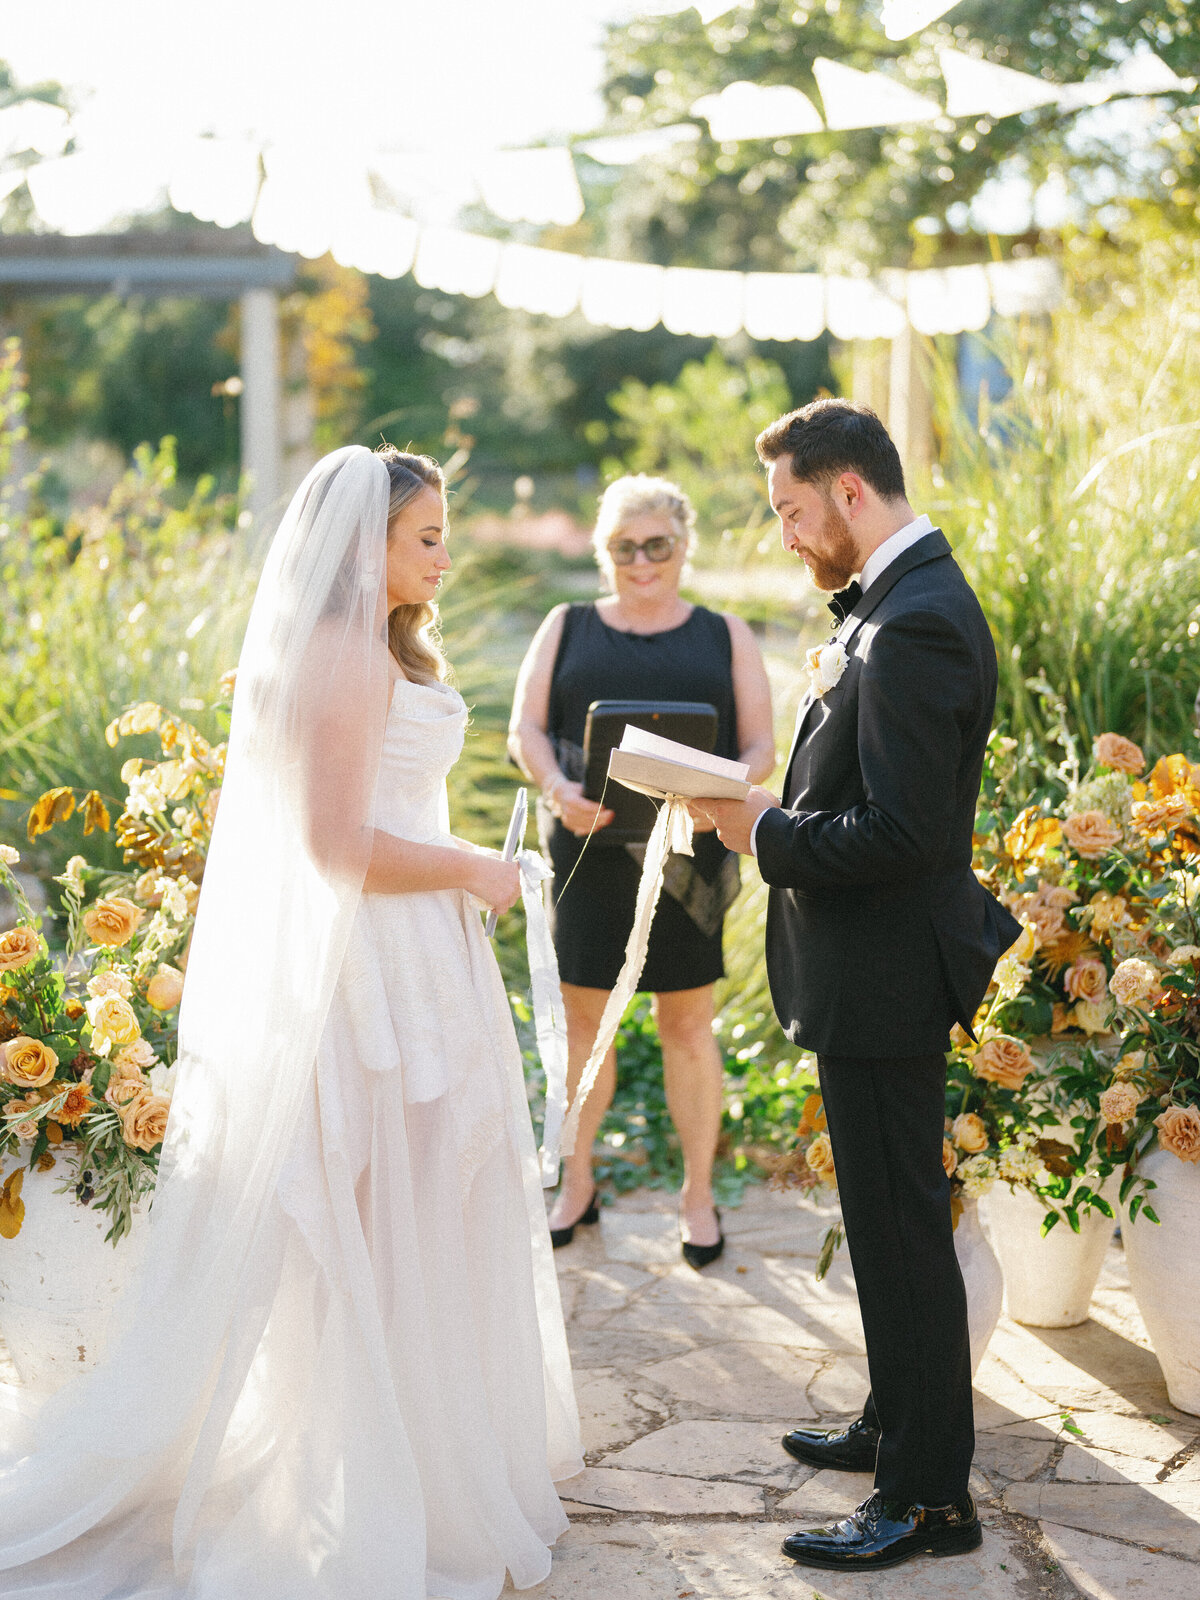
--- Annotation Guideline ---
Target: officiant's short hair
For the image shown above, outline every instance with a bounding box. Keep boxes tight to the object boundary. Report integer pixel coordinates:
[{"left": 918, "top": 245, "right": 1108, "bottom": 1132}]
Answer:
[{"left": 756, "top": 399, "right": 906, "bottom": 502}]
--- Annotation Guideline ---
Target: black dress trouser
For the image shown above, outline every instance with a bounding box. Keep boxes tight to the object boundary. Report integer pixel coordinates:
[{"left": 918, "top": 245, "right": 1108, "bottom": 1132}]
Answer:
[{"left": 817, "top": 1052, "right": 975, "bottom": 1506}]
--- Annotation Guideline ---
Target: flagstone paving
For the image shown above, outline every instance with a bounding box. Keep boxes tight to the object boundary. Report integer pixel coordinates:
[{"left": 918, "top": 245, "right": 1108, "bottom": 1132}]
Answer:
[{"left": 512, "top": 1181, "right": 1200, "bottom": 1599}]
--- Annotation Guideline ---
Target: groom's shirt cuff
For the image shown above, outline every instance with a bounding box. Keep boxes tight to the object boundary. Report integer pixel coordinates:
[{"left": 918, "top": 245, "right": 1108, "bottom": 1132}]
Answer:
[{"left": 749, "top": 809, "right": 768, "bottom": 858}]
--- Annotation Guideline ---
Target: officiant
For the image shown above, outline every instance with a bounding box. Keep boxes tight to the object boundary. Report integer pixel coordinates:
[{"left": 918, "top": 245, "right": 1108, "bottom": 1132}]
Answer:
[{"left": 509, "top": 474, "right": 774, "bottom": 1267}]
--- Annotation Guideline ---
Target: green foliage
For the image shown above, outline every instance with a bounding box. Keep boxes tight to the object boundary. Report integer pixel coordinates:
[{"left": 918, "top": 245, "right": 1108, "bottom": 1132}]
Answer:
[
  {"left": 0, "top": 394, "right": 252, "bottom": 867},
  {"left": 595, "top": 0, "right": 1199, "bottom": 272},
  {"left": 601, "top": 347, "right": 791, "bottom": 554},
  {"left": 927, "top": 216, "right": 1200, "bottom": 770}
]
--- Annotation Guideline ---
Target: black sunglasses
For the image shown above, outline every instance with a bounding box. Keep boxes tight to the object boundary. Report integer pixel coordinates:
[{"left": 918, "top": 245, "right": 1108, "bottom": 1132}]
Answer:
[{"left": 608, "top": 534, "right": 679, "bottom": 566}]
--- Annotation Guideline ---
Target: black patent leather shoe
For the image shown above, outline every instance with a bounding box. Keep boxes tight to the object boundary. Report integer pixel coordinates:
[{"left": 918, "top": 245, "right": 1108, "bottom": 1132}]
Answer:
[
  {"left": 549, "top": 1190, "right": 599, "bottom": 1249},
  {"left": 781, "top": 1491, "right": 982, "bottom": 1570},
  {"left": 680, "top": 1208, "right": 724, "bottom": 1270},
  {"left": 781, "top": 1416, "right": 880, "bottom": 1472}
]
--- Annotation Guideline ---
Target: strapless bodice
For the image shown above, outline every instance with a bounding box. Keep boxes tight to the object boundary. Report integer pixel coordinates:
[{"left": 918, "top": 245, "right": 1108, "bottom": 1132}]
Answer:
[{"left": 374, "top": 677, "right": 467, "bottom": 841}]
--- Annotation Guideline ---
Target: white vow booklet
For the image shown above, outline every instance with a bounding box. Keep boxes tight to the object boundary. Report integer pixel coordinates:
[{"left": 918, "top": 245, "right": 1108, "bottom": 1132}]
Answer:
[{"left": 607, "top": 725, "right": 751, "bottom": 801}]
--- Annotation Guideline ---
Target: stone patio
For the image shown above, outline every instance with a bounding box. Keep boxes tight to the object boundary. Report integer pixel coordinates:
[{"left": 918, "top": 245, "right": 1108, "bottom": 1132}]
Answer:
[{"left": 516, "top": 1182, "right": 1200, "bottom": 1600}]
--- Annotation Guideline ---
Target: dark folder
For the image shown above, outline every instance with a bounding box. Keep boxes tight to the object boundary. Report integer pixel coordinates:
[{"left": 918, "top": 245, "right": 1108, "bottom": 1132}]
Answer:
[{"left": 581, "top": 699, "right": 718, "bottom": 845}]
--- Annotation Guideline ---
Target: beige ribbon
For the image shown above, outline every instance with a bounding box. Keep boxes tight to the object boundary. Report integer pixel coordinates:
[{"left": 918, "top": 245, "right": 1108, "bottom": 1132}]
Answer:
[
  {"left": 517, "top": 847, "right": 571, "bottom": 1188},
  {"left": 559, "top": 796, "right": 694, "bottom": 1158}
]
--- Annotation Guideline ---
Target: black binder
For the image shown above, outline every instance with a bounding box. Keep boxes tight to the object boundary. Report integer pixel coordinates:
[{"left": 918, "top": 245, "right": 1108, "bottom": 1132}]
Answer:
[{"left": 581, "top": 699, "right": 719, "bottom": 845}]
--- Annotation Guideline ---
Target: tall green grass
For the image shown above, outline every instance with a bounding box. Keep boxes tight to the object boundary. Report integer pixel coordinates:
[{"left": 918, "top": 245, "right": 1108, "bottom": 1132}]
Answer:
[{"left": 927, "top": 221, "right": 1200, "bottom": 792}]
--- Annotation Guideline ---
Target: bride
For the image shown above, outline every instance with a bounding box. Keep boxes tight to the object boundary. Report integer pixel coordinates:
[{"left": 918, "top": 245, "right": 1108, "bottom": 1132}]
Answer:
[{"left": 0, "top": 444, "right": 581, "bottom": 1598}]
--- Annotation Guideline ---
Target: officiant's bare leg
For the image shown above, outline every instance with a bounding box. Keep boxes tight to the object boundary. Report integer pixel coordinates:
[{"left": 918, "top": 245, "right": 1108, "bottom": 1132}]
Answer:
[
  {"left": 655, "top": 984, "right": 722, "bottom": 1248},
  {"left": 548, "top": 982, "right": 615, "bottom": 1232}
]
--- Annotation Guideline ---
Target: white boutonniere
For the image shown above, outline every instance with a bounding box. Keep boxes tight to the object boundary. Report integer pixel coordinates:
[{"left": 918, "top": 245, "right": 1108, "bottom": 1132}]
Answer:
[{"left": 806, "top": 640, "right": 848, "bottom": 698}]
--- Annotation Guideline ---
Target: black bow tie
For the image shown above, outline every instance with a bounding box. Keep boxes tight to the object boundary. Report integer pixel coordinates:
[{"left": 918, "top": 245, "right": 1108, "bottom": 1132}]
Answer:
[{"left": 827, "top": 580, "right": 863, "bottom": 624}]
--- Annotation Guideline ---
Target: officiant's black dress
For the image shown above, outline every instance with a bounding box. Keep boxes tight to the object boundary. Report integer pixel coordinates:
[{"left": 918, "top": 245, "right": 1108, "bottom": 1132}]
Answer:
[{"left": 540, "top": 601, "right": 739, "bottom": 992}]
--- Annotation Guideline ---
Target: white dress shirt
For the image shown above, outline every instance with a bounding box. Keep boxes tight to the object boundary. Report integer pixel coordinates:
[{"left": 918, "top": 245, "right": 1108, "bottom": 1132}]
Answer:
[{"left": 749, "top": 513, "right": 935, "bottom": 857}]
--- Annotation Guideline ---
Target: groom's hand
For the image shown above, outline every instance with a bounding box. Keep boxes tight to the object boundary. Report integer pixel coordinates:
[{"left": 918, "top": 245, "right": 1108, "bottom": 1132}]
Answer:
[{"left": 688, "top": 787, "right": 779, "bottom": 855}]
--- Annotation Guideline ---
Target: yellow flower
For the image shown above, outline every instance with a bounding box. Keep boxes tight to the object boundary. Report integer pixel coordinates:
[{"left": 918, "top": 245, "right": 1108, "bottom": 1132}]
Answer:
[
  {"left": 942, "top": 1139, "right": 958, "bottom": 1178},
  {"left": 85, "top": 993, "right": 141, "bottom": 1056},
  {"left": 86, "top": 970, "right": 133, "bottom": 1001},
  {"left": 1003, "top": 808, "right": 1062, "bottom": 869},
  {"left": 805, "top": 1132, "right": 836, "bottom": 1180},
  {"left": 1, "top": 1035, "right": 59, "bottom": 1089}
]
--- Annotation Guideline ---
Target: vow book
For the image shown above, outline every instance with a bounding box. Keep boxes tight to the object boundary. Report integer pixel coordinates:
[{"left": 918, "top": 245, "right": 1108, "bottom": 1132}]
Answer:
[{"left": 607, "top": 725, "right": 751, "bottom": 802}]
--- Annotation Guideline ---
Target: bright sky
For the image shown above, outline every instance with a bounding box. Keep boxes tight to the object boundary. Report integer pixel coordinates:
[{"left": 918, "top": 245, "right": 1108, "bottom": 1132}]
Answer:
[{"left": 0, "top": 0, "right": 681, "bottom": 154}]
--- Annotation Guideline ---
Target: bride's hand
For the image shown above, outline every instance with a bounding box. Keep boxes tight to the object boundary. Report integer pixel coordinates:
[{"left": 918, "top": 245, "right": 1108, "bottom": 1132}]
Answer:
[{"left": 467, "top": 854, "right": 522, "bottom": 915}]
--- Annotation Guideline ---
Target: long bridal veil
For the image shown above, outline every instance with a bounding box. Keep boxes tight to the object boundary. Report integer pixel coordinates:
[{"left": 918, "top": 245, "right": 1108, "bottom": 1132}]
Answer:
[{"left": 0, "top": 448, "right": 429, "bottom": 1591}]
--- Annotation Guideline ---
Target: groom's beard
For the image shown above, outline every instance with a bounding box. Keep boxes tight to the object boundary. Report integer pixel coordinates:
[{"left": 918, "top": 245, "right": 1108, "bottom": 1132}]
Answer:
[{"left": 799, "top": 499, "right": 859, "bottom": 594}]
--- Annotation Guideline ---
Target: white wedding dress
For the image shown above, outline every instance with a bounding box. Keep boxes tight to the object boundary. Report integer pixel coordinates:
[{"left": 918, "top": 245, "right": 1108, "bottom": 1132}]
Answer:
[{"left": 0, "top": 674, "right": 580, "bottom": 1599}]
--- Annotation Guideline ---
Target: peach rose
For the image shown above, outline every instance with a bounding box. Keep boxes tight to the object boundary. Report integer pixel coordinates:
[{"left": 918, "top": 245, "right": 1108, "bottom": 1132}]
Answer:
[
  {"left": 113, "top": 1040, "right": 156, "bottom": 1074},
  {"left": 805, "top": 1132, "right": 836, "bottom": 1179},
  {"left": 1063, "top": 811, "right": 1123, "bottom": 859},
  {"left": 146, "top": 965, "right": 184, "bottom": 1012},
  {"left": 973, "top": 1034, "right": 1036, "bottom": 1091},
  {"left": 1132, "top": 795, "right": 1192, "bottom": 837},
  {"left": 85, "top": 993, "right": 141, "bottom": 1055},
  {"left": 1110, "top": 958, "right": 1163, "bottom": 1009},
  {"left": 1064, "top": 958, "right": 1108, "bottom": 1003},
  {"left": 942, "top": 1138, "right": 958, "bottom": 1178},
  {"left": 0, "top": 926, "right": 40, "bottom": 973},
  {"left": 119, "top": 1088, "right": 171, "bottom": 1151},
  {"left": 86, "top": 969, "right": 133, "bottom": 1001},
  {"left": 1099, "top": 1082, "right": 1142, "bottom": 1125},
  {"left": 951, "top": 1113, "right": 989, "bottom": 1154},
  {"left": 11, "top": 1117, "right": 39, "bottom": 1142},
  {"left": 1094, "top": 733, "right": 1145, "bottom": 775},
  {"left": 1154, "top": 1104, "right": 1200, "bottom": 1164},
  {"left": 82, "top": 897, "right": 144, "bottom": 948},
  {"left": 1, "top": 1035, "right": 59, "bottom": 1089}
]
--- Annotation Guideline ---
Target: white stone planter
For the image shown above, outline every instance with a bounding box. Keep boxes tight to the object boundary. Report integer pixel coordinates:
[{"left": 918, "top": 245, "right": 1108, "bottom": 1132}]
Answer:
[
  {"left": 981, "top": 1181, "right": 1115, "bottom": 1328},
  {"left": 955, "top": 1197, "right": 1003, "bottom": 1376},
  {"left": 1121, "top": 1148, "right": 1200, "bottom": 1416},
  {"left": 0, "top": 1165, "right": 148, "bottom": 1393}
]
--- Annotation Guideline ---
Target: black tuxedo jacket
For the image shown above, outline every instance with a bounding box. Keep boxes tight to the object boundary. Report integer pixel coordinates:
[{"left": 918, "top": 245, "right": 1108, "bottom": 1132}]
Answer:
[{"left": 756, "top": 529, "right": 1021, "bottom": 1058}]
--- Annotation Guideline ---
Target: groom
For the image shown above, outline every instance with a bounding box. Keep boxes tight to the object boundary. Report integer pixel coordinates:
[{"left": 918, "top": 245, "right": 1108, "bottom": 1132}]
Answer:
[{"left": 696, "top": 399, "right": 1019, "bottom": 1572}]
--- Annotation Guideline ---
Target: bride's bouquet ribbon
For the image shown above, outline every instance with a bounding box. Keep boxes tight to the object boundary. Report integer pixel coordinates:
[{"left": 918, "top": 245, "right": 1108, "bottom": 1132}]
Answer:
[
  {"left": 555, "top": 796, "right": 694, "bottom": 1166},
  {"left": 516, "top": 848, "right": 571, "bottom": 1188}
]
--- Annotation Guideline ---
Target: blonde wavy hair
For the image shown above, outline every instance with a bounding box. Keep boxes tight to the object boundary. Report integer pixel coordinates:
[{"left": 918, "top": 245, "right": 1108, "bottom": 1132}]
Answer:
[
  {"left": 377, "top": 444, "right": 449, "bottom": 684},
  {"left": 592, "top": 474, "right": 697, "bottom": 590}
]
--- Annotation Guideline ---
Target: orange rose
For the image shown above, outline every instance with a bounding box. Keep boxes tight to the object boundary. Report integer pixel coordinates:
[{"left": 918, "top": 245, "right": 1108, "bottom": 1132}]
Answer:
[
  {"left": 0, "top": 926, "right": 41, "bottom": 973},
  {"left": 55, "top": 1082, "right": 94, "bottom": 1127},
  {"left": 1154, "top": 1104, "right": 1200, "bottom": 1164},
  {"left": 146, "top": 965, "right": 184, "bottom": 1012},
  {"left": 82, "top": 897, "right": 144, "bottom": 948},
  {"left": 974, "top": 1034, "right": 1036, "bottom": 1091},
  {"left": 1094, "top": 733, "right": 1145, "bottom": 775},
  {"left": 951, "top": 1113, "right": 989, "bottom": 1153},
  {"left": 119, "top": 1087, "right": 171, "bottom": 1152},
  {"left": 1062, "top": 811, "right": 1123, "bottom": 859},
  {"left": 2, "top": 1035, "right": 59, "bottom": 1089},
  {"left": 942, "top": 1138, "right": 958, "bottom": 1178}
]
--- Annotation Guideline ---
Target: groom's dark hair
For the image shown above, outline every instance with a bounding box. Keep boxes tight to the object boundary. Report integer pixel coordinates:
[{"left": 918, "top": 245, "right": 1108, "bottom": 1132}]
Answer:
[{"left": 756, "top": 399, "right": 906, "bottom": 501}]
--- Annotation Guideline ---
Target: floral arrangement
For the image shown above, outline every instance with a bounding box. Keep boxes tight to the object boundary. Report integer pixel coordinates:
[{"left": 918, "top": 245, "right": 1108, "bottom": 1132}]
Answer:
[
  {"left": 0, "top": 690, "right": 228, "bottom": 1243},
  {"left": 769, "top": 726, "right": 1200, "bottom": 1267},
  {"left": 962, "top": 729, "right": 1200, "bottom": 1228}
]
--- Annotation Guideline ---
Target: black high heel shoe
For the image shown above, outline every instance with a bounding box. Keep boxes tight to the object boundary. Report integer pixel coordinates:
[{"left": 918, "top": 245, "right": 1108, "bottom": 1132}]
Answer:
[
  {"left": 549, "top": 1189, "right": 599, "bottom": 1249},
  {"left": 681, "top": 1207, "right": 724, "bottom": 1270}
]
